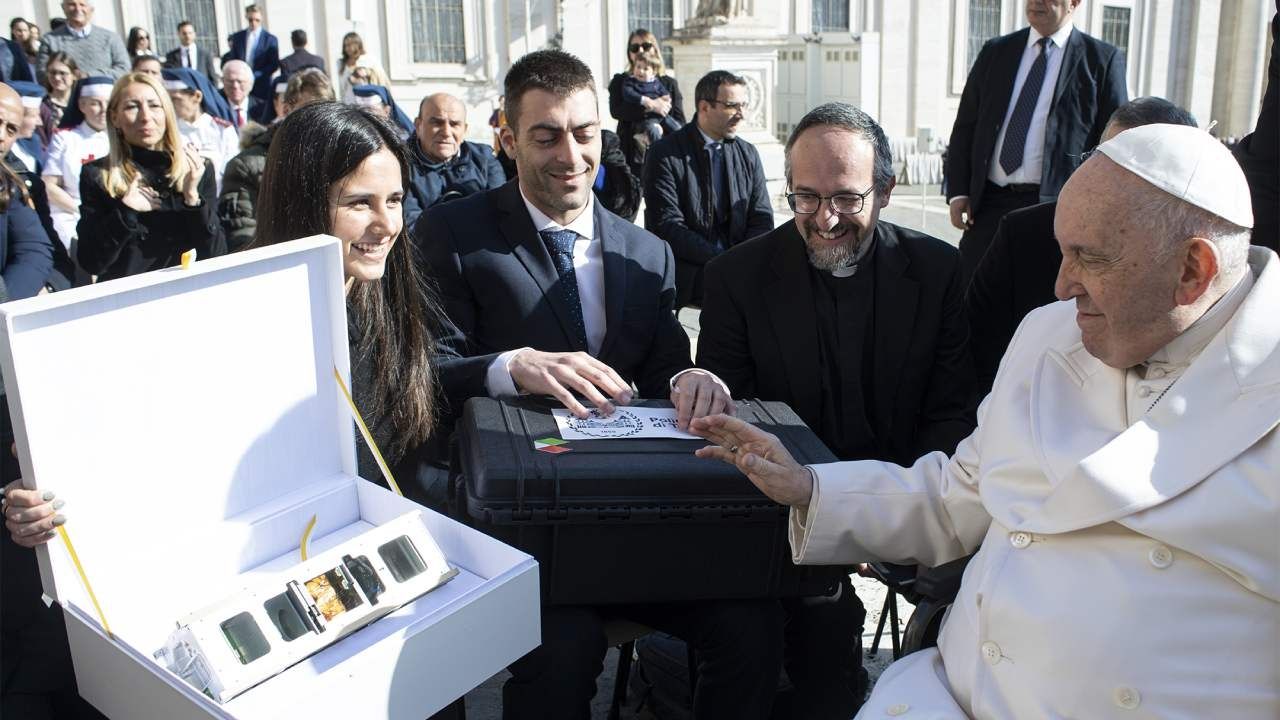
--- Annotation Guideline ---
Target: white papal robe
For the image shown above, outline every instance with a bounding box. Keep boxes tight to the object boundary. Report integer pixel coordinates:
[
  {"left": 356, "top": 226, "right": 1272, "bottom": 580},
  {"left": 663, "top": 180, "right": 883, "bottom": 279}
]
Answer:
[{"left": 792, "top": 247, "right": 1280, "bottom": 719}]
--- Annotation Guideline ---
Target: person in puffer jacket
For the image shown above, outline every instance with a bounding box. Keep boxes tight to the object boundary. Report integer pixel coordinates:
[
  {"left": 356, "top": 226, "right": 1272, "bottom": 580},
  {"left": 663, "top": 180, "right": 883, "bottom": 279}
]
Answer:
[{"left": 402, "top": 92, "right": 505, "bottom": 231}]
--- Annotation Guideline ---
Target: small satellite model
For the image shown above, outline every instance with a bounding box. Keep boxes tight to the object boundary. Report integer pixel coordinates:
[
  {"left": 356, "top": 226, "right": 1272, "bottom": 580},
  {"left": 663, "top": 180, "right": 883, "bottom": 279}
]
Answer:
[{"left": 155, "top": 511, "right": 456, "bottom": 703}]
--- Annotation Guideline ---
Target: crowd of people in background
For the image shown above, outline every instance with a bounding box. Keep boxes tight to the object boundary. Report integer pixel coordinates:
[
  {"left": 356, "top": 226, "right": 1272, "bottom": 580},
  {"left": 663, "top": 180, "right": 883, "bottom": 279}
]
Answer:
[{"left": 0, "top": 0, "right": 1278, "bottom": 719}]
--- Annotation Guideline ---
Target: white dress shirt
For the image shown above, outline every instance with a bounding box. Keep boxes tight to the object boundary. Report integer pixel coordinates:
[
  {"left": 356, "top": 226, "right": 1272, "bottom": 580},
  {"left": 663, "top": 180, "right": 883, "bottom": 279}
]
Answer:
[
  {"left": 485, "top": 191, "right": 607, "bottom": 397},
  {"left": 69, "top": 24, "right": 92, "bottom": 39},
  {"left": 987, "top": 22, "right": 1075, "bottom": 186},
  {"left": 245, "top": 28, "right": 260, "bottom": 62}
]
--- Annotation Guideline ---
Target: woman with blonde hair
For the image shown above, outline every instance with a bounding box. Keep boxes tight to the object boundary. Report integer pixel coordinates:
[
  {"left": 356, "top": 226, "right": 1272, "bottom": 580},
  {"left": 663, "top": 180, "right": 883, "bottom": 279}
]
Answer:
[
  {"left": 608, "top": 28, "right": 685, "bottom": 173},
  {"left": 76, "top": 72, "right": 225, "bottom": 281}
]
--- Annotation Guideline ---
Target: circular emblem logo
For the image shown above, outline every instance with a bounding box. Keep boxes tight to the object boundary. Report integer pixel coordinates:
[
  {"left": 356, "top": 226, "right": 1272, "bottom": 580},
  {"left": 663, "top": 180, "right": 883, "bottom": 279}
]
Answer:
[{"left": 564, "top": 409, "right": 645, "bottom": 438}]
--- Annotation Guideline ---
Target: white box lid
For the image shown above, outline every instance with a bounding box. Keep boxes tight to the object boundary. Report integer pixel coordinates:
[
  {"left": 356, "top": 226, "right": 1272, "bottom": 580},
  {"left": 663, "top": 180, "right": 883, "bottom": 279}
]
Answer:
[{"left": 0, "top": 236, "right": 359, "bottom": 645}]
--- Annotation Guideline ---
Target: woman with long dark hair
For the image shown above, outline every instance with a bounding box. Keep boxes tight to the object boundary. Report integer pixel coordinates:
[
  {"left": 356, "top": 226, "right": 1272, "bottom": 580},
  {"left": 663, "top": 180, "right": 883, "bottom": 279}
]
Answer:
[
  {"left": 75, "top": 72, "right": 225, "bottom": 280},
  {"left": 126, "top": 26, "right": 154, "bottom": 57},
  {"left": 255, "top": 101, "right": 441, "bottom": 495}
]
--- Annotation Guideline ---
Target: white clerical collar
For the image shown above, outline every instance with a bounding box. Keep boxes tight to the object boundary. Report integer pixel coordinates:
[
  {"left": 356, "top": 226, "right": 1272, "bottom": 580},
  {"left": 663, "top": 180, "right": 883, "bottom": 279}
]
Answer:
[
  {"left": 519, "top": 186, "right": 595, "bottom": 241},
  {"left": 69, "top": 24, "right": 93, "bottom": 39},
  {"left": 1030, "top": 22, "right": 1074, "bottom": 51},
  {"left": 1146, "top": 267, "right": 1255, "bottom": 369}
]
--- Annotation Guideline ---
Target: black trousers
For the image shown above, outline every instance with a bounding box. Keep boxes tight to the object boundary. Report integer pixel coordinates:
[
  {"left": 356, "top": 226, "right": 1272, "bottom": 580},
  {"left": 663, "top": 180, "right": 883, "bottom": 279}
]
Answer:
[
  {"left": 958, "top": 184, "right": 1043, "bottom": 284},
  {"left": 503, "top": 600, "right": 784, "bottom": 720},
  {"left": 777, "top": 576, "right": 867, "bottom": 719}
]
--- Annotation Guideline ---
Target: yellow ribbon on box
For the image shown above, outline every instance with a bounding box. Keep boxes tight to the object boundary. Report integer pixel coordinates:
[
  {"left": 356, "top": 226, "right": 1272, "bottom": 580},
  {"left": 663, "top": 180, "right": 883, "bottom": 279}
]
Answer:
[{"left": 57, "top": 525, "right": 113, "bottom": 638}]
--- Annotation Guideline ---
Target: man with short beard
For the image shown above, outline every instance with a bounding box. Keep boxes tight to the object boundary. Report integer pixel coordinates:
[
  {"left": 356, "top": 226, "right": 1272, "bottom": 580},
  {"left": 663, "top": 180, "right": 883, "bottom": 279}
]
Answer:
[
  {"left": 696, "top": 102, "right": 976, "bottom": 719},
  {"left": 643, "top": 69, "right": 773, "bottom": 308}
]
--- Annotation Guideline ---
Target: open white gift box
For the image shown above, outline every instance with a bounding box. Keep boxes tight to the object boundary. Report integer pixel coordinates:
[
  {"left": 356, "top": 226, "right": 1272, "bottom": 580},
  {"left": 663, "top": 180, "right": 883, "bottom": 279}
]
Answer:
[{"left": 0, "top": 236, "right": 540, "bottom": 719}]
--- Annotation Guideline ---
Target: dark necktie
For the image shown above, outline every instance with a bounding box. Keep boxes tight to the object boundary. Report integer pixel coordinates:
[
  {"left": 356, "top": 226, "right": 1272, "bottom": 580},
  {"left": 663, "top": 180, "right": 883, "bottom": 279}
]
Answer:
[
  {"left": 184, "top": 48, "right": 192, "bottom": 68},
  {"left": 707, "top": 142, "right": 729, "bottom": 225},
  {"left": 999, "top": 37, "right": 1050, "bottom": 176},
  {"left": 539, "top": 229, "right": 588, "bottom": 350},
  {"left": 235, "top": 106, "right": 244, "bottom": 128}
]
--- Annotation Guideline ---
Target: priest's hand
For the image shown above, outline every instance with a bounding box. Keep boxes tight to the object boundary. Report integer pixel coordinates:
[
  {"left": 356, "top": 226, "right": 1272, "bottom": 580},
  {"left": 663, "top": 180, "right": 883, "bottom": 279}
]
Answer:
[
  {"left": 691, "top": 414, "right": 813, "bottom": 509},
  {"left": 509, "top": 349, "right": 633, "bottom": 418},
  {"left": 670, "top": 370, "right": 734, "bottom": 430},
  {"left": 2, "top": 480, "right": 63, "bottom": 548}
]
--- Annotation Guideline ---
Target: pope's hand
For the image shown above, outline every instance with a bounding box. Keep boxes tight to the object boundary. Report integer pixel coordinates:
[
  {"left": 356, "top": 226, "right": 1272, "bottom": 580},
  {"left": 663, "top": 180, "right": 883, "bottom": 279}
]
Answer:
[
  {"left": 691, "top": 414, "right": 813, "bottom": 509},
  {"left": 2, "top": 480, "right": 63, "bottom": 548},
  {"left": 670, "top": 370, "right": 734, "bottom": 430}
]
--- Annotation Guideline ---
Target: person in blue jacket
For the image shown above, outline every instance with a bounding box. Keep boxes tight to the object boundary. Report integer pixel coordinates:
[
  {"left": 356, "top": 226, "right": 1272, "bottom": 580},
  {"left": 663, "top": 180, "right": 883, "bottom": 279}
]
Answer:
[
  {"left": 401, "top": 92, "right": 504, "bottom": 230},
  {"left": 0, "top": 83, "right": 54, "bottom": 299}
]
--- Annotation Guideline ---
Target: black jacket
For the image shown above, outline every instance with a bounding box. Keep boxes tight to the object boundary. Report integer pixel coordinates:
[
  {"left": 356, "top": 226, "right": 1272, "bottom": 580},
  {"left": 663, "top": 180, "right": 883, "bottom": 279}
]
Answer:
[
  {"left": 697, "top": 220, "right": 976, "bottom": 465},
  {"left": 163, "top": 44, "right": 218, "bottom": 85},
  {"left": 279, "top": 48, "right": 327, "bottom": 77},
  {"left": 946, "top": 27, "right": 1127, "bottom": 213},
  {"left": 416, "top": 180, "right": 692, "bottom": 415},
  {"left": 642, "top": 120, "right": 774, "bottom": 307},
  {"left": 609, "top": 72, "right": 685, "bottom": 171},
  {"left": 965, "top": 200, "right": 1061, "bottom": 397},
  {"left": 594, "top": 128, "right": 641, "bottom": 222},
  {"left": 1234, "top": 6, "right": 1279, "bottom": 252},
  {"left": 77, "top": 149, "right": 226, "bottom": 280},
  {"left": 403, "top": 139, "right": 506, "bottom": 231}
]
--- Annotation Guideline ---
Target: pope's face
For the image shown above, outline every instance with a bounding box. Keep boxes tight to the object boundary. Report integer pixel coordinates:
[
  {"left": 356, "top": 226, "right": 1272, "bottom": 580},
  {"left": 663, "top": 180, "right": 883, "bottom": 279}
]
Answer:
[{"left": 1053, "top": 156, "right": 1184, "bottom": 369}]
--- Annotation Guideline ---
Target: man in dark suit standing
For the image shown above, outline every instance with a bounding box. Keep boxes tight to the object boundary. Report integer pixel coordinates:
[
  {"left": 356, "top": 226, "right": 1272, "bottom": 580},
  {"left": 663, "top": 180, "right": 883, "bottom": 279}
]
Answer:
[
  {"left": 643, "top": 70, "right": 774, "bottom": 308},
  {"left": 966, "top": 96, "right": 1199, "bottom": 395},
  {"left": 278, "top": 29, "right": 325, "bottom": 78},
  {"left": 163, "top": 21, "right": 217, "bottom": 86},
  {"left": 221, "top": 4, "right": 278, "bottom": 106},
  {"left": 697, "top": 102, "right": 976, "bottom": 718},
  {"left": 417, "top": 49, "right": 782, "bottom": 720},
  {"left": 946, "top": 0, "right": 1127, "bottom": 281}
]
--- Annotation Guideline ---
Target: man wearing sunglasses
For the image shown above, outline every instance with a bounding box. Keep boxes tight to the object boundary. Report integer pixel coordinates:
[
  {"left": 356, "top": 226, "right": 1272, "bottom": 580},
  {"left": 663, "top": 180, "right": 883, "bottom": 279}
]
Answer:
[
  {"left": 696, "top": 102, "right": 976, "bottom": 719},
  {"left": 643, "top": 69, "right": 773, "bottom": 308}
]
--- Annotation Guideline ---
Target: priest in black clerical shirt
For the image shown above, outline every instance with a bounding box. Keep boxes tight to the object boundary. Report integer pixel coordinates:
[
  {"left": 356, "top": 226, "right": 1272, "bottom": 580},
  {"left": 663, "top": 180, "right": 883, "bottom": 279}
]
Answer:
[{"left": 696, "top": 103, "right": 976, "bottom": 720}]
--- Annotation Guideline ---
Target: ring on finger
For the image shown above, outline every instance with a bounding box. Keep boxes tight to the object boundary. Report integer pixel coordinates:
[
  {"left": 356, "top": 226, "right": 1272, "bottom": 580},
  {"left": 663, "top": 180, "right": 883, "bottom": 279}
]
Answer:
[{"left": 728, "top": 445, "right": 739, "bottom": 454}]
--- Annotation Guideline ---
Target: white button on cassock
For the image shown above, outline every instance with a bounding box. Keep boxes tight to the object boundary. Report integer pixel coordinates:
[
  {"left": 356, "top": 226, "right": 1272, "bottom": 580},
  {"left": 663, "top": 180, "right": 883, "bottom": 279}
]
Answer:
[
  {"left": 886, "top": 703, "right": 910, "bottom": 716},
  {"left": 981, "top": 641, "right": 1002, "bottom": 665},
  {"left": 1114, "top": 686, "right": 1141, "bottom": 709},
  {"left": 1009, "top": 531, "right": 1032, "bottom": 549},
  {"left": 1149, "top": 545, "right": 1174, "bottom": 569}
]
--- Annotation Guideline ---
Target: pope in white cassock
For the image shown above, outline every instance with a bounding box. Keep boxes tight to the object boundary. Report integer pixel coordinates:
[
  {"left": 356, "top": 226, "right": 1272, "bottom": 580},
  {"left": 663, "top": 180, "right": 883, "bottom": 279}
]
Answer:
[{"left": 692, "top": 123, "right": 1279, "bottom": 719}]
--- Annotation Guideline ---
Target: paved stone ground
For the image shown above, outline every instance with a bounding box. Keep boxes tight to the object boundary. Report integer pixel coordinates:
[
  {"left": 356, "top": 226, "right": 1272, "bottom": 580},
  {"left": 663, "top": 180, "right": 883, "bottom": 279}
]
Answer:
[{"left": 459, "top": 185, "right": 951, "bottom": 718}]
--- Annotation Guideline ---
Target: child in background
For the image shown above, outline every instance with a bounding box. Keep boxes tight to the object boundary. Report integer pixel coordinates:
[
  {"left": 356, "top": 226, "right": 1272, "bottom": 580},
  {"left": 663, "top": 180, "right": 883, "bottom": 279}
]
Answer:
[{"left": 622, "top": 56, "right": 682, "bottom": 152}]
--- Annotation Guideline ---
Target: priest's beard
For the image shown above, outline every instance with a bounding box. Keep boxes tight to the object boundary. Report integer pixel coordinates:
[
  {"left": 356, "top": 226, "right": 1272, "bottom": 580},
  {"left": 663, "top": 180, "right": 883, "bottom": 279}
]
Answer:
[{"left": 802, "top": 217, "right": 871, "bottom": 272}]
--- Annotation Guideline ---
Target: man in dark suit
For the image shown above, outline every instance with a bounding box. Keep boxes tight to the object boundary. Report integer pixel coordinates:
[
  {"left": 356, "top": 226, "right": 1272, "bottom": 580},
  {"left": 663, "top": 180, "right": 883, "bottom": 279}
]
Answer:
[
  {"left": 163, "top": 21, "right": 218, "bottom": 86},
  {"left": 966, "top": 96, "right": 1199, "bottom": 395},
  {"left": 643, "top": 70, "right": 774, "bottom": 308},
  {"left": 278, "top": 29, "right": 325, "bottom": 78},
  {"left": 221, "top": 4, "right": 278, "bottom": 105},
  {"left": 946, "top": 0, "right": 1127, "bottom": 281},
  {"left": 697, "top": 103, "right": 976, "bottom": 718},
  {"left": 417, "top": 49, "right": 781, "bottom": 720}
]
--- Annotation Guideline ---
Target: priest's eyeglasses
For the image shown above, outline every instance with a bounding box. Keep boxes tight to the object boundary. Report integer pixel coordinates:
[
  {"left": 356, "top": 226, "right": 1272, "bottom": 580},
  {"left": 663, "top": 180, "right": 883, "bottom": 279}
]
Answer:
[{"left": 786, "top": 187, "right": 874, "bottom": 215}]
